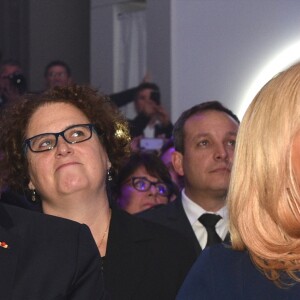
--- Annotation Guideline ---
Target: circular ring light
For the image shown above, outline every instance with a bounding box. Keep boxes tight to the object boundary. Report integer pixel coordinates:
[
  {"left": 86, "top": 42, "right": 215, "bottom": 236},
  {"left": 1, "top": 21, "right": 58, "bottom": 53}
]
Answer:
[{"left": 238, "top": 41, "right": 300, "bottom": 119}]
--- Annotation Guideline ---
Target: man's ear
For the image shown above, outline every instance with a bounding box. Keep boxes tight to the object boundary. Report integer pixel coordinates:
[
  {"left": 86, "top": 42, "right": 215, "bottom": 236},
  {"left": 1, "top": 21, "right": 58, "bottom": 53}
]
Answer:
[{"left": 172, "top": 151, "right": 184, "bottom": 176}]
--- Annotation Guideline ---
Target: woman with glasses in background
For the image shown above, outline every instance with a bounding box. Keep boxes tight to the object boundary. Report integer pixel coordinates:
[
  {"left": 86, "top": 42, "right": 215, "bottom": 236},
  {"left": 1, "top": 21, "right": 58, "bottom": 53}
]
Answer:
[
  {"left": 115, "top": 152, "right": 179, "bottom": 214},
  {"left": 0, "top": 85, "right": 194, "bottom": 300}
]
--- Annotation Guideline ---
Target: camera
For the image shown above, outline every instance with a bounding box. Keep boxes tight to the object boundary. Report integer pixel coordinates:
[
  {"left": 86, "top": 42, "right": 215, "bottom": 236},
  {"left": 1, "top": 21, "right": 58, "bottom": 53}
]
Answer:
[
  {"left": 150, "top": 91, "right": 160, "bottom": 105},
  {"left": 8, "top": 72, "right": 27, "bottom": 94}
]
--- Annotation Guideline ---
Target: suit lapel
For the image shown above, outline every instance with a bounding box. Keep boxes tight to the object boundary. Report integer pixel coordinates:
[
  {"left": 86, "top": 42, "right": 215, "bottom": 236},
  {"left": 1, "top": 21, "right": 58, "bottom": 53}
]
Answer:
[{"left": 166, "top": 198, "right": 202, "bottom": 256}]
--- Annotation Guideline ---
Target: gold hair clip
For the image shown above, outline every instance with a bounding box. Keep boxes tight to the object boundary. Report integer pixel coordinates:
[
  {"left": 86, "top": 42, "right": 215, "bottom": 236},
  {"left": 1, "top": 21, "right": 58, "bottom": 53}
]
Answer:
[{"left": 0, "top": 241, "right": 8, "bottom": 249}]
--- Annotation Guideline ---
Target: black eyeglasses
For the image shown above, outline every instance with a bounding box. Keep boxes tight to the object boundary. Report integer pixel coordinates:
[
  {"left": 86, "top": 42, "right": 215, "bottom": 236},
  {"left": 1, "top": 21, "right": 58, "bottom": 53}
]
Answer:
[
  {"left": 23, "top": 124, "right": 96, "bottom": 153},
  {"left": 130, "top": 177, "right": 170, "bottom": 197}
]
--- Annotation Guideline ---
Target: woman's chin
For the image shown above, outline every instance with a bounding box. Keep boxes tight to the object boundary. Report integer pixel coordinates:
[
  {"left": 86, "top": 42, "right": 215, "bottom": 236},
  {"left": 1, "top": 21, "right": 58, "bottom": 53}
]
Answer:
[{"left": 57, "top": 180, "right": 88, "bottom": 195}]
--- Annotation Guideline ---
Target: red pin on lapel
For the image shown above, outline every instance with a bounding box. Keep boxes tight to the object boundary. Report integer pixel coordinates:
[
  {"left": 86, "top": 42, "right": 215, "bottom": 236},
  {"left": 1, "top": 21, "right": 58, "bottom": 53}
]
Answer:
[{"left": 0, "top": 241, "right": 8, "bottom": 249}]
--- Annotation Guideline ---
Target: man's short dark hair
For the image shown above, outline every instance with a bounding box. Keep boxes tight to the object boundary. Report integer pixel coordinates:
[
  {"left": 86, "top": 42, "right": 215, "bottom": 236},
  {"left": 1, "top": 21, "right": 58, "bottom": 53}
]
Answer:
[
  {"left": 135, "top": 82, "right": 161, "bottom": 105},
  {"left": 173, "top": 101, "right": 240, "bottom": 154},
  {"left": 44, "top": 60, "right": 71, "bottom": 77},
  {"left": 136, "top": 82, "right": 160, "bottom": 93}
]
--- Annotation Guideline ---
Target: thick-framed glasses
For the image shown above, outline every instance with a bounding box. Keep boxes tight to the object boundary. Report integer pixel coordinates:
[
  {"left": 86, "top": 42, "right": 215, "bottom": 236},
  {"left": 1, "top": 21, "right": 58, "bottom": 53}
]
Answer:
[
  {"left": 130, "top": 176, "right": 170, "bottom": 197},
  {"left": 23, "top": 123, "right": 96, "bottom": 153}
]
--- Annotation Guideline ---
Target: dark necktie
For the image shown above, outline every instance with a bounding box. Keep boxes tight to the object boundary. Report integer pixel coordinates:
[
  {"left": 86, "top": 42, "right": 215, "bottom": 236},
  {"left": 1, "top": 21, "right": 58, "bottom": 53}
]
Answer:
[{"left": 198, "top": 213, "right": 222, "bottom": 247}]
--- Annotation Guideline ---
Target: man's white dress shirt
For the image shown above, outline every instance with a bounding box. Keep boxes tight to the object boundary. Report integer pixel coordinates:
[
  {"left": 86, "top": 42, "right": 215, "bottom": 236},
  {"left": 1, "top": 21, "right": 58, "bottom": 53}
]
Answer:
[{"left": 181, "top": 189, "right": 229, "bottom": 249}]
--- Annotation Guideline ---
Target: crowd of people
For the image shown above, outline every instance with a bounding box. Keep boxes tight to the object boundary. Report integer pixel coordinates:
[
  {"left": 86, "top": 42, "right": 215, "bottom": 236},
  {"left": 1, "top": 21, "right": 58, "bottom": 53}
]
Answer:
[{"left": 1, "top": 57, "right": 300, "bottom": 299}]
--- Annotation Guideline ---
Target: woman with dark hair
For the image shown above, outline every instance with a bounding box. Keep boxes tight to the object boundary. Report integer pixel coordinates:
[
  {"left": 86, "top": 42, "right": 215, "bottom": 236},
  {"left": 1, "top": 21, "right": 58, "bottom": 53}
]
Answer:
[
  {"left": 115, "top": 151, "right": 179, "bottom": 214},
  {"left": 0, "top": 84, "right": 194, "bottom": 300}
]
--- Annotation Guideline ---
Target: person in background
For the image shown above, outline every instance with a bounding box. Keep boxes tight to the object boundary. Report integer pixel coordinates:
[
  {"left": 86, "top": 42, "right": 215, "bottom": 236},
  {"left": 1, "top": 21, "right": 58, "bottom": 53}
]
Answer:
[
  {"left": 43, "top": 59, "right": 147, "bottom": 110},
  {"left": 0, "top": 59, "right": 27, "bottom": 108},
  {"left": 129, "top": 82, "right": 173, "bottom": 139},
  {"left": 115, "top": 151, "right": 179, "bottom": 214},
  {"left": 43, "top": 60, "right": 170, "bottom": 153},
  {"left": 44, "top": 60, "right": 73, "bottom": 89},
  {"left": 138, "top": 101, "right": 239, "bottom": 261},
  {"left": 43, "top": 60, "right": 170, "bottom": 147},
  {"left": 0, "top": 84, "right": 195, "bottom": 300},
  {"left": 159, "top": 138, "right": 184, "bottom": 190},
  {"left": 177, "top": 62, "right": 300, "bottom": 299}
]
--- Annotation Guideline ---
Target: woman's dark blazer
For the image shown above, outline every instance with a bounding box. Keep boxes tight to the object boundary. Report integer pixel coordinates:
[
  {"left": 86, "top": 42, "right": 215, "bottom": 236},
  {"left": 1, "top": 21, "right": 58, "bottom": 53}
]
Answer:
[
  {"left": 104, "top": 208, "right": 195, "bottom": 300},
  {"left": 177, "top": 244, "right": 300, "bottom": 299},
  {"left": 0, "top": 203, "right": 106, "bottom": 300}
]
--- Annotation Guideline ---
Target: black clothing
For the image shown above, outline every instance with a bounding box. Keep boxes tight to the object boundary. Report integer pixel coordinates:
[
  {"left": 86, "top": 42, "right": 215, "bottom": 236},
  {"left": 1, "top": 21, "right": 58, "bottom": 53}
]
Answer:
[
  {"left": 138, "top": 197, "right": 201, "bottom": 260},
  {"left": 104, "top": 208, "right": 195, "bottom": 300},
  {"left": 128, "top": 112, "right": 173, "bottom": 138},
  {"left": 110, "top": 87, "right": 137, "bottom": 108},
  {"left": 0, "top": 203, "right": 106, "bottom": 299}
]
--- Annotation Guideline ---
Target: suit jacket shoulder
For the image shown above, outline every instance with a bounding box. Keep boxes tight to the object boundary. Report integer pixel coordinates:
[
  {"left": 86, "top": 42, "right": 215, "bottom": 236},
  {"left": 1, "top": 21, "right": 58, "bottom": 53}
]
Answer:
[
  {"left": 137, "top": 197, "right": 201, "bottom": 257},
  {"left": 104, "top": 208, "right": 195, "bottom": 300},
  {"left": 0, "top": 203, "right": 106, "bottom": 300}
]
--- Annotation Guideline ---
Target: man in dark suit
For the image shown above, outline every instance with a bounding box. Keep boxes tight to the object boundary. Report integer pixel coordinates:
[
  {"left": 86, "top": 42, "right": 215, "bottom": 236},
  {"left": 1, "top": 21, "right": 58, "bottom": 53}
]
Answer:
[
  {"left": 139, "top": 101, "right": 240, "bottom": 260},
  {"left": 0, "top": 202, "right": 106, "bottom": 299}
]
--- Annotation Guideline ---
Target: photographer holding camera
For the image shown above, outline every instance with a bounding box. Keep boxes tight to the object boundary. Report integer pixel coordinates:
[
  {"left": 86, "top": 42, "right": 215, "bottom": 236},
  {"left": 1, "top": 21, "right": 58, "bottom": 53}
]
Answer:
[
  {"left": 128, "top": 82, "right": 173, "bottom": 151},
  {"left": 129, "top": 82, "right": 173, "bottom": 151},
  {"left": 0, "top": 59, "right": 27, "bottom": 109}
]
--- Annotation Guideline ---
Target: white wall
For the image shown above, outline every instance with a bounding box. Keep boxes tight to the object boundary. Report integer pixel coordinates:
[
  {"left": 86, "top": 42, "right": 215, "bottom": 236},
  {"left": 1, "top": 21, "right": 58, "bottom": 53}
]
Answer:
[
  {"left": 29, "top": 0, "right": 90, "bottom": 91},
  {"left": 146, "top": 0, "right": 172, "bottom": 115},
  {"left": 91, "top": 0, "right": 300, "bottom": 121},
  {"left": 91, "top": 0, "right": 147, "bottom": 99},
  {"left": 168, "top": 0, "right": 300, "bottom": 120},
  {"left": 90, "top": 0, "right": 115, "bottom": 92}
]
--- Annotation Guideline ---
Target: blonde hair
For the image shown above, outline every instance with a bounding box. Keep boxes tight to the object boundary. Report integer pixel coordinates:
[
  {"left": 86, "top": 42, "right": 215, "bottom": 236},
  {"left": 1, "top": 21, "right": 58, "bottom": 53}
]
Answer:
[{"left": 228, "top": 62, "right": 300, "bottom": 284}]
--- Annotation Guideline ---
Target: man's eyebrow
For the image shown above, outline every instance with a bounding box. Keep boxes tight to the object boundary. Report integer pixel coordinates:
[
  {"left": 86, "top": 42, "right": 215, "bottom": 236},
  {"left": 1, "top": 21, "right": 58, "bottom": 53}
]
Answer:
[
  {"left": 226, "top": 131, "right": 238, "bottom": 136},
  {"left": 193, "top": 131, "right": 237, "bottom": 137},
  {"left": 191, "top": 133, "right": 210, "bottom": 139}
]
